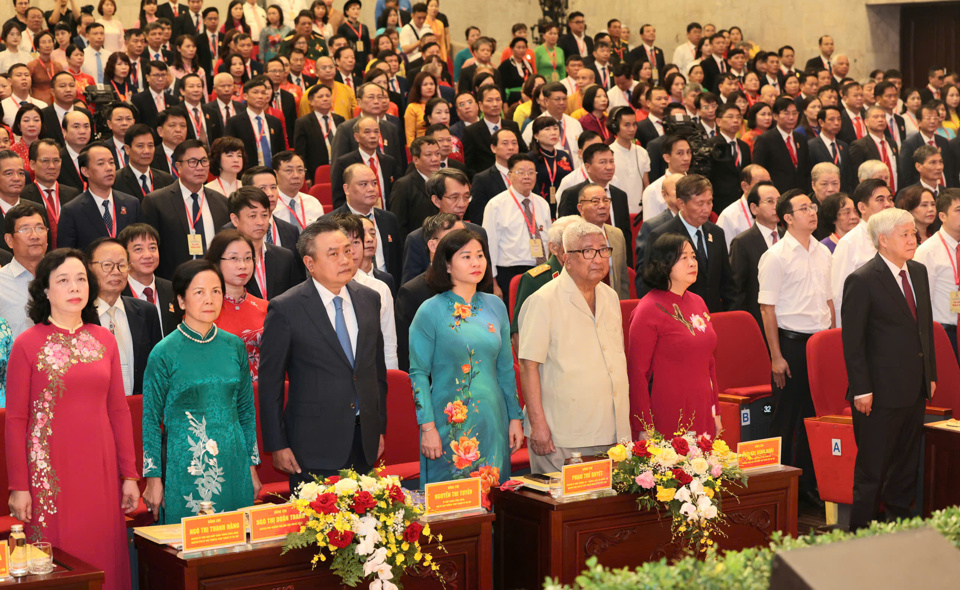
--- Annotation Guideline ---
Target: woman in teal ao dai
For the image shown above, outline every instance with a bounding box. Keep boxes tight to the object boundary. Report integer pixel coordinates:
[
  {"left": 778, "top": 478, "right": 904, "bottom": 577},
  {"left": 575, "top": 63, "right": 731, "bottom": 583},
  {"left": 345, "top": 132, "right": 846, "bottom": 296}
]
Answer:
[
  {"left": 409, "top": 229, "right": 523, "bottom": 486},
  {"left": 142, "top": 260, "right": 261, "bottom": 524}
]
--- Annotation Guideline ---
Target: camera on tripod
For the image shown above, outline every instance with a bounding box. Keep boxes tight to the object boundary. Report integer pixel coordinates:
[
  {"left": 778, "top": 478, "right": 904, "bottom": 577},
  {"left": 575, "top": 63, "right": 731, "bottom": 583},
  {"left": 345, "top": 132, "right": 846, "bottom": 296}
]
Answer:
[{"left": 662, "top": 114, "right": 727, "bottom": 176}]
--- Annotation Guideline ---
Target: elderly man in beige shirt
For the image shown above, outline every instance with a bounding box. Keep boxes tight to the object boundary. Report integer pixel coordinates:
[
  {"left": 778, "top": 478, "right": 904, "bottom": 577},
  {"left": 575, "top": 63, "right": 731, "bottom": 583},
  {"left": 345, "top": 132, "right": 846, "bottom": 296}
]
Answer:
[{"left": 517, "top": 218, "right": 632, "bottom": 473}]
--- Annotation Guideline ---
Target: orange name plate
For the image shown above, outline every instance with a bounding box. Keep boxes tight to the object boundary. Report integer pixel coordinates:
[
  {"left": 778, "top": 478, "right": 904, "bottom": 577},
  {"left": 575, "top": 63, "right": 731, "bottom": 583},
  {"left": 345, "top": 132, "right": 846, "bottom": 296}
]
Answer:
[
  {"left": 181, "top": 511, "right": 247, "bottom": 553},
  {"left": 562, "top": 459, "right": 613, "bottom": 496},
  {"left": 0, "top": 541, "right": 8, "bottom": 577},
  {"left": 424, "top": 478, "right": 482, "bottom": 516},
  {"left": 247, "top": 504, "right": 309, "bottom": 543},
  {"left": 737, "top": 437, "right": 782, "bottom": 471}
]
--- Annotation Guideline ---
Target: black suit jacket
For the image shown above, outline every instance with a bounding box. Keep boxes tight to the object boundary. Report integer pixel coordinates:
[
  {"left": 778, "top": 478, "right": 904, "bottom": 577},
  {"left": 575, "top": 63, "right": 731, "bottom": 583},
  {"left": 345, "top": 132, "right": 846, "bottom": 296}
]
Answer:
[
  {"left": 842, "top": 254, "right": 936, "bottom": 406},
  {"left": 730, "top": 224, "right": 783, "bottom": 329},
  {"left": 388, "top": 170, "right": 437, "bottom": 240},
  {"left": 96, "top": 296, "right": 162, "bottom": 396},
  {"left": 20, "top": 182, "right": 80, "bottom": 211},
  {"left": 0, "top": 249, "right": 11, "bottom": 265},
  {"left": 700, "top": 56, "right": 724, "bottom": 94},
  {"left": 224, "top": 111, "right": 286, "bottom": 169},
  {"left": 400, "top": 221, "right": 487, "bottom": 285},
  {"left": 173, "top": 11, "right": 204, "bottom": 42},
  {"left": 404, "top": 159, "right": 466, "bottom": 176},
  {"left": 130, "top": 89, "right": 179, "bottom": 129},
  {"left": 202, "top": 99, "right": 245, "bottom": 136},
  {"left": 196, "top": 31, "right": 221, "bottom": 86},
  {"left": 244, "top": 243, "right": 301, "bottom": 300},
  {"left": 558, "top": 34, "right": 593, "bottom": 64},
  {"left": 465, "top": 164, "right": 508, "bottom": 224},
  {"left": 751, "top": 128, "right": 812, "bottom": 193},
  {"left": 708, "top": 135, "right": 752, "bottom": 213},
  {"left": 330, "top": 116, "right": 405, "bottom": 177},
  {"left": 330, "top": 149, "right": 397, "bottom": 211},
  {"left": 271, "top": 90, "right": 298, "bottom": 146},
  {"left": 259, "top": 279, "right": 387, "bottom": 470},
  {"left": 626, "top": 45, "right": 665, "bottom": 73},
  {"left": 57, "top": 190, "right": 142, "bottom": 251},
  {"left": 0, "top": 199, "right": 46, "bottom": 254},
  {"left": 39, "top": 104, "right": 86, "bottom": 145},
  {"left": 849, "top": 135, "right": 899, "bottom": 189},
  {"left": 294, "top": 111, "right": 345, "bottom": 173},
  {"left": 634, "top": 209, "right": 675, "bottom": 294},
  {"left": 394, "top": 271, "right": 434, "bottom": 372},
  {"left": 642, "top": 214, "right": 736, "bottom": 312},
  {"left": 57, "top": 150, "right": 85, "bottom": 191},
  {"left": 156, "top": 2, "right": 188, "bottom": 23},
  {"left": 636, "top": 118, "right": 661, "bottom": 148},
  {"left": 327, "top": 204, "right": 403, "bottom": 287},
  {"left": 141, "top": 181, "right": 230, "bottom": 279},
  {"left": 808, "top": 135, "right": 855, "bottom": 193},
  {"left": 804, "top": 56, "right": 831, "bottom": 73},
  {"left": 919, "top": 86, "right": 939, "bottom": 106},
  {"left": 557, "top": 181, "right": 634, "bottom": 267},
  {"left": 901, "top": 132, "right": 954, "bottom": 189},
  {"left": 837, "top": 106, "right": 864, "bottom": 146},
  {"left": 463, "top": 119, "right": 525, "bottom": 177},
  {"left": 122, "top": 276, "right": 179, "bottom": 335},
  {"left": 183, "top": 102, "right": 223, "bottom": 146},
  {"left": 113, "top": 166, "right": 177, "bottom": 202}
]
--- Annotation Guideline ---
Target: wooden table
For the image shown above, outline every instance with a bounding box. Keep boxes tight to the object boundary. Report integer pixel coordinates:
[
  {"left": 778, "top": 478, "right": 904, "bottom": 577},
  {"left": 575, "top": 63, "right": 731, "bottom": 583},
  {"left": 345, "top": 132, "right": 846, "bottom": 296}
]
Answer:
[
  {"left": 135, "top": 512, "right": 493, "bottom": 590},
  {"left": 0, "top": 549, "right": 104, "bottom": 589},
  {"left": 492, "top": 465, "right": 799, "bottom": 589},
  {"left": 923, "top": 421, "right": 960, "bottom": 516}
]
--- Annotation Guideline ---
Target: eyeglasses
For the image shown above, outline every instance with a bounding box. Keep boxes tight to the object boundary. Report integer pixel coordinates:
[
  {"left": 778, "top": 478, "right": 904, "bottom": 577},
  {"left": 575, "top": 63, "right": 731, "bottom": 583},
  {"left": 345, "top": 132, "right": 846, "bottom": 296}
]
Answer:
[
  {"left": 92, "top": 260, "right": 129, "bottom": 273},
  {"left": 790, "top": 204, "right": 819, "bottom": 215},
  {"left": 179, "top": 157, "right": 210, "bottom": 168},
  {"left": 35, "top": 158, "right": 61, "bottom": 165},
  {"left": 579, "top": 197, "right": 612, "bottom": 206},
  {"left": 221, "top": 256, "right": 254, "bottom": 264},
  {"left": 568, "top": 247, "right": 614, "bottom": 259},
  {"left": 14, "top": 226, "right": 47, "bottom": 236},
  {"left": 441, "top": 195, "right": 472, "bottom": 203},
  {"left": 509, "top": 170, "right": 536, "bottom": 177}
]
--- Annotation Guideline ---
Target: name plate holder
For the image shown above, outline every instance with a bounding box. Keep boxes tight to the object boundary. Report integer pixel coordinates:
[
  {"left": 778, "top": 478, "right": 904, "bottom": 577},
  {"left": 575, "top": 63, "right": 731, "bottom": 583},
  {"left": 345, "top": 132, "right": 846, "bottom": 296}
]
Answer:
[
  {"left": 737, "top": 436, "right": 783, "bottom": 471},
  {"left": 181, "top": 510, "right": 248, "bottom": 555},
  {"left": 423, "top": 478, "right": 484, "bottom": 521},
  {"left": 561, "top": 459, "right": 614, "bottom": 498}
]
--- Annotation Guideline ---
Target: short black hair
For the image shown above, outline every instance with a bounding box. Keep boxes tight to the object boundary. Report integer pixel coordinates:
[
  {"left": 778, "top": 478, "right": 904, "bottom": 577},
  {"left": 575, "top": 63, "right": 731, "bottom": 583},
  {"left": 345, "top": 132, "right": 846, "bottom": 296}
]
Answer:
[
  {"left": 240, "top": 165, "right": 277, "bottom": 185},
  {"left": 297, "top": 217, "right": 346, "bottom": 259},
  {"left": 172, "top": 138, "right": 206, "bottom": 164},
  {"left": 4, "top": 202, "right": 45, "bottom": 236},
  {"left": 507, "top": 152, "right": 536, "bottom": 169},
  {"left": 577, "top": 130, "right": 600, "bottom": 150},
  {"left": 817, "top": 105, "right": 842, "bottom": 123},
  {"left": 853, "top": 178, "right": 889, "bottom": 210},
  {"left": 582, "top": 142, "right": 612, "bottom": 164},
  {"left": 426, "top": 229, "right": 492, "bottom": 293},
  {"left": 124, "top": 123, "right": 155, "bottom": 146},
  {"left": 330, "top": 211, "right": 365, "bottom": 241},
  {"left": 28, "top": 249, "right": 100, "bottom": 325},
  {"left": 775, "top": 188, "right": 807, "bottom": 222},
  {"left": 936, "top": 188, "right": 960, "bottom": 215},
  {"left": 746, "top": 180, "right": 776, "bottom": 213},
  {"left": 27, "top": 138, "right": 59, "bottom": 163},
  {"left": 228, "top": 186, "right": 270, "bottom": 215},
  {"left": 272, "top": 149, "right": 301, "bottom": 171},
  {"left": 642, "top": 233, "right": 692, "bottom": 291},
  {"left": 157, "top": 106, "right": 188, "bottom": 129},
  {"left": 422, "top": 212, "right": 461, "bottom": 241},
  {"left": 172, "top": 259, "right": 224, "bottom": 302},
  {"left": 84, "top": 236, "right": 125, "bottom": 262},
  {"left": 117, "top": 223, "right": 160, "bottom": 248}
]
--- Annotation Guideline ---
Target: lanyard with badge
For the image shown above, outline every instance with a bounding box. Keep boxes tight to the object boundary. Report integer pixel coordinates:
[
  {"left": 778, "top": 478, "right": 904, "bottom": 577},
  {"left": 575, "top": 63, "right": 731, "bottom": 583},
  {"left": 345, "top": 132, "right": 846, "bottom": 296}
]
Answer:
[
  {"left": 739, "top": 198, "right": 751, "bottom": 227},
  {"left": 543, "top": 152, "right": 558, "bottom": 203},
  {"left": 939, "top": 232, "right": 960, "bottom": 315},
  {"left": 279, "top": 195, "right": 308, "bottom": 229},
  {"left": 184, "top": 192, "right": 206, "bottom": 255},
  {"left": 509, "top": 188, "right": 544, "bottom": 259},
  {"left": 345, "top": 20, "right": 364, "bottom": 52},
  {"left": 256, "top": 248, "right": 267, "bottom": 299}
]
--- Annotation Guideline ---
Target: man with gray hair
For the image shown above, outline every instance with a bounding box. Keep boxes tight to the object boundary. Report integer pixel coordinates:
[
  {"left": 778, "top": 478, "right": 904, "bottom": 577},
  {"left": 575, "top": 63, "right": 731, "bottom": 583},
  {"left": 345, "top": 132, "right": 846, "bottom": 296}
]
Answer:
[
  {"left": 858, "top": 159, "right": 891, "bottom": 184},
  {"left": 842, "top": 207, "right": 935, "bottom": 530},
  {"left": 518, "top": 217, "right": 631, "bottom": 472},
  {"left": 577, "top": 182, "right": 630, "bottom": 299}
]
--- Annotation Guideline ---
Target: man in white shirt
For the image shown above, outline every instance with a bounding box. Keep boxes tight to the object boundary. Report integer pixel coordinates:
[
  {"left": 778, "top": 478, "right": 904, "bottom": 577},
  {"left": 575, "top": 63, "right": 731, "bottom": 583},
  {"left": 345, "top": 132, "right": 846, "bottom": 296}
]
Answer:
[
  {"left": 609, "top": 107, "right": 650, "bottom": 213},
  {"left": 1, "top": 64, "right": 47, "bottom": 126},
  {"left": 758, "top": 189, "right": 834, "bottom": 505},
  {"left": 243, "top": 0, "right": 266, "bottom": 43},
  {"left": 522, "top": 82, "right": 583, "bottom": 168},
  {"left": 915, "top": 188, "right": 960, "bottom": 353},
  {"left": 832, "top": 178, "right": 895, "bottom": 325},
  {"left": 0, "top": 204, "right": 47, "bottom": 338},
  {"left": 672, "top": 22, "right": 702, "bottom": 74},
  {"left": 642, "top": 135, "right": 692, "bottom": 220},
  {"left": 398, "top": 3, "right": 431, "bottom": 61},
  {"left": 483, "top": 153, "right": 553, "bottom": 294},
  {"left": 89, "top": 237, "right": 161, "bottom": 396},
  {"left": 274, "top": 151, "right": 323, "bottom": 231},
  {"left": 560, "top": 55, "right": 583, "bottom": 97},
  {"left": 81, "top": 22, "right": 113, "bottom": 83},
  {"left": 717, "top": 164, "right": 772, "bottom": 250},
  {"left": 607, "top": 63, "right": 638, "bottom": 110}
]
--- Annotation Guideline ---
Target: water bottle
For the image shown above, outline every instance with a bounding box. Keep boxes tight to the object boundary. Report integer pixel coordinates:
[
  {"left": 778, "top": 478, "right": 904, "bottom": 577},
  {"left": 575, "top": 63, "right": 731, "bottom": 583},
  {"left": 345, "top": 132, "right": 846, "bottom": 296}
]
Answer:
[
  {"left": 8, "top": 524, "right": 28, "bottom": 577},
  {"left": 564, "top": 452, "right": 583, "bottom": 465}
]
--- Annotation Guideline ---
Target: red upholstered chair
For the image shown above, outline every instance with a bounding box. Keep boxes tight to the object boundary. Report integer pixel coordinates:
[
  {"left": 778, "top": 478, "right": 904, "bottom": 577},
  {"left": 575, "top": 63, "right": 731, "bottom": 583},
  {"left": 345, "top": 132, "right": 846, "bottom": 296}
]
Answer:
[
  {"left": 313, "top": 164, "right": 331, "bottom": 185},
  {"left": 510, "top": 361, "right": 530, "bottom": 473},
  {"left": 630, "top": 214, "right": 642, "bottom": 255},
  {"left": 931, "top": 322, "right": 960, "bottom": 416},
  {"left": 627, "top": 267, "right": 637, "bottom": 299},
  {"left": 379, "top": 370, "right": 421, "bottom": 481},
  {"left": 806, "top": 329, "right": 849, "bottom": 417},
  {"left": 508, "top": 273, "right": 522, "bottom": 322},
  {"left": 712, "top": 311, "right": 774, "bottom": 447},
  {"left": 0, "top": 407, "right": 23, "bottom": 533},
  {"left": 125, "top": 396, "right": 157, "bottom": 526},
  {"left": 619, "top": 299, "right": 640, "bottom": 353},
  {"left": 308, "top": 183, "right": 333, "bottom": 211}
]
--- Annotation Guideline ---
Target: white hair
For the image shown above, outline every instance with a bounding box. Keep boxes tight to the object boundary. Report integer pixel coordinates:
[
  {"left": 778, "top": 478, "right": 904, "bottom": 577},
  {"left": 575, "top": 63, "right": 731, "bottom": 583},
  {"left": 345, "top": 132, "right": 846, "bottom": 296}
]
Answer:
[
  {"left": 867, "top": 208, "right": 914, "bottom": 249},
  {"left": 858, "top": 160, "right": 889, "bottom": 182},
  {"left": 548, "top": 215, "right": 579, "bottom": 248},
  {"left": 811, "top": 162, "right": 840, "bottom": 184},
  {"left": 562, "top": 218, "right": 605, "bottom": 252}
]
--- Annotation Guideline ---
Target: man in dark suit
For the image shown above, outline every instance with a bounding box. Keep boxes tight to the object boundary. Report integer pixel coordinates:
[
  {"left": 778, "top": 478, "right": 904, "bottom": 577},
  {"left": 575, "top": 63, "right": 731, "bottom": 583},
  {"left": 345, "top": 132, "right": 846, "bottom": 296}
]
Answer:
[
  {"left": 327, "top": 163, "right": 403, "bottom": 288},
  {"left": 400, "top": 168, "right": 488, "bottom": 284},
  {"left": 635, "top": 86, "right": 669, "bottom": 147},
  {"left": 730, "top": 181, "right": 783, "bottom": 329},
  {"left": 22, "top": 139, "right": 80, "bottom": 249},
  {"left": 330, "top": 115, "right": 398, "bottom": 210},
  {"left": 130, "top": 62, "right": 179, "bottom": 129},
  {"left": 224, "top": 76, "right": 286, "bottom": 169},
  {"left": 558, "top": 11, "right": 593, "bottom": 62},
  {"left": 142, "top": 22, "right": 172, "bottom": 62},
  {"left": 809, "top": 106, "right": 855, "bottom": 193},
  {"left": 699, "top": 34, "right": 728, "bottom": 94},
  {"left": 803, "top": 35, "right": 834, "bottom": 74},
  {"left": 626, "top": 24, "right": 665, "bottom": 77},
  {"left": 557, "top": 143, "right": 634, "bottom": 267},
  {"left": 265, "top": 58, "right": 300, "bottom": 144},
  {"left": 635, "top": 174, "right": 680, "bottom": 293},
  {"left": 294, "top": 84, "right": 345, "bottom": 173},
  {"left": 849, "top": 106, "right": 901, "bottom": 194},
  {"left": 462, "top": 86, "right": 526, "bottom": 176},
  {"left": 752, "top": 96, "right": 812, "bottom": 194},
  {"left": 217, "top": 33, "right": 263, "bottom": 77},
  {"left": 837, "top": 82, "right": 866, "bottom": 146},
  {"left": 709, "top": 102, "right": 752, "bottom": 213},
  {"left": 99, "top": 103, "right": 136, "bottom": 171},
  {"left": 40, "top": 72, "right": 83, "bottom": 146},
  {"left": 875, "top": 81, "right": 907, "bottom": 152},
  {"left": 118, "top": 223, "right": 180, "bottom": 335},
  {"left": 465, "top": 128, "right": 517, "bottom": 224},
  {"left": 898, "top": 146, "right": 947, "bottom": 202},
  {"left": 114, "top": 124, "right": 177, "bottom": 201},
  {"left": 238, "top": 164, "right": 304, "bottom": 258},
  {"left": 228, "top": 186, "right": 300, "bottom": 300},
  {"left": 390, "top": 136, "right": 443, "bottom": 239},
  {"left": 172, "top": 0, "right": 203, "bottom": 41},
  {"left": 150, "top": 107, "right": 190, "bottom": 176},
  {"left": 57, "top": 144, "right": 142, "bottom": 251},
  {"left": 142, "top": 140, "right": 231, "bottom": 279},
  {"left": 642, "top": 174, "right": 736, "bottom": 312},
  {"left": 87, "top": 237, "right": 162, "bottom": 396},
  {"left": 179, "top": 74, "right": 220, "bottom": 148},
  {"left": 57, "top": 110, "right": 93, "bottom": 191},
  {"left": 287, "top": 48, "right": 317, "bottom": 92},
  {"left": 156, "top": 1, "right": 188, "bottom": 23},
  {"left": 195, "top": 8, "right": 221, "bottom": 88},
  {"left": 919, "top": 65, "right": 945, "bottom": 105},
  {"left": 204, "top": 73, "right": 246, "bottom": 135},
  {"left": 259, "top": 218, "right": 387, "bottom": 487},
  {"left": 329, "top": 83, "right": 405, "bottom": 176},
  {"left": 900, "top": 103, "right": 954, "bottom": 188},
  {"left": 842, "top": 207, "right": 936, "bottom": 530}
]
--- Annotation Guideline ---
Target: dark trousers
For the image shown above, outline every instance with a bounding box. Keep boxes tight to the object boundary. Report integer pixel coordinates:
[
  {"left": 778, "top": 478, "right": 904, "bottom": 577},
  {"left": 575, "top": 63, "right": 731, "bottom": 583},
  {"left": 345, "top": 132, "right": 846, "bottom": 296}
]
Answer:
[
  {"left": 770, "top": 330, "right": 816, "bottom": 493},
  {"left": 850, "top": 394, "right": 925, "bottom": 530},
  {"left": 944, "top": 324, "right": 958, "bottom": 358},
  {"left": 288, "top": 418, "right": 373, "bottom": 491},
  {"left": 495, "top": 264, "right": 533, "bottom": 299}
]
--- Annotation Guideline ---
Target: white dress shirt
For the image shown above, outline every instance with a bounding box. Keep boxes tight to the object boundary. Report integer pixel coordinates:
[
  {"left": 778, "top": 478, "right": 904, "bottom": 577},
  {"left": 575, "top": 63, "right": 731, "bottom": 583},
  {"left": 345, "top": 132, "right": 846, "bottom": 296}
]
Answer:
[
  {"left": 399, "top": 21, "right": 433, "bottom": 60},
  {"left": 347, "top": 204, "right": 385, "bottom": 270},
  {"left": 128, "top": 275, "right": 165, "bottom": 335},
  {"left": 90, "top": 190, "right": 116, "bottom": 234},
  {"left": 757, "top": 223, "right": 778, "bottom": 247},
  {"left": 482, "top": 189, "right": 553, "bottom": 276},
  {"left": 717, "top": 195, "right": 754, "bottom": 250},
  {"left": 1, "top": 95, "right": 47, "bottom": 126},
  {"left": 641, "top": 169, "right": 682, "bottom": 221},
  {"left": 352, "top": 271, "right": 398, "bottom": 370},
  {"left": 914, "top": 227, "right": 960, "bottom": 326},
  {"left": 243, "top": 2, "right": 267, "bottom": 40},
  {"left": 610, "top": 141, "right": 651, "bottom": 214},
  {"left": 672, "top": 41, "right": 697, "bottom": 74},
  {"left": 179, "top": 182, "right": 216, "bottom": 248},
  {"left": 831, "top": 219, "right": 876, "bottom": 327},
  {"left": 96, "top": 297, "right": 135, "bottom": 396},
  {"left": 277, "top": 190, "right": 324, "bottom": 229},
  {"left": 81, "top": 46, "right": 114, "bottom": 83},
  {"left": 0, "top": 258, "right": 34, "bottom": 338},
  {"left": 313, "top": 278, "right": 358, "bottom": 357},
  {"left": 606, "top": 82, "right": 638, "bottom": 110},
  {"left": 758, "top": 231, "right": 833, "bottom": 333}
]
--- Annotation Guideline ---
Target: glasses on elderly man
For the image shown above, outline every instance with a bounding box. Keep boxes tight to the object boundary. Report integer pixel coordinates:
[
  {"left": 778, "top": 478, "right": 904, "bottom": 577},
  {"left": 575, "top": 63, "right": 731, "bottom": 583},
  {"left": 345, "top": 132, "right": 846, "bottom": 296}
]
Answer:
[{"left": 567, "top": 247, "right": 614, "bottom": 259}]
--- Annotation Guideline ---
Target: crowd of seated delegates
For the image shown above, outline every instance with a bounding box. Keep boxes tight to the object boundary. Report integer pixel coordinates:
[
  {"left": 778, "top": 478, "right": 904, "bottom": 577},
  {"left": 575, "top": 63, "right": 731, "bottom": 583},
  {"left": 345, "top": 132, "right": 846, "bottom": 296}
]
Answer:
[{"left": 3, "top": 5, "right": 960, "bottom": 577}]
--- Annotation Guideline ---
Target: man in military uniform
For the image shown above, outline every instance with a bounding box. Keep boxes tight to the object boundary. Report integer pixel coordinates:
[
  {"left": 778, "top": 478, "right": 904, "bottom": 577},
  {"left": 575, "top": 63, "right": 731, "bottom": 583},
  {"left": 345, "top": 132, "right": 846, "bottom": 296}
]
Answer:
[
  {"left": 279, "top": 10, "right": 328, "bottom": 62},
  {"left": 510, "top": 215, "right": 579, "bottom": 349}
]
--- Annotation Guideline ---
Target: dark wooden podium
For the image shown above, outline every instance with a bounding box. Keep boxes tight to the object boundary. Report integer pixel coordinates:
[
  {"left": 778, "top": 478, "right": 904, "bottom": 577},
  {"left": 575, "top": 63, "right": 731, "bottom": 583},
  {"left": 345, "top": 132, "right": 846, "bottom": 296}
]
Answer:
[
  {"left": 923, "top": 421, "right": 960, "bottom": 516},
  {"left": 492, "top": 465, "right": 799, "bottom": 588},
  {"left": 0, "top": 549, "right": 104, "bottom": 589},
  {"left": 135, "top": 512, "right": 493, "bottom": 590}
]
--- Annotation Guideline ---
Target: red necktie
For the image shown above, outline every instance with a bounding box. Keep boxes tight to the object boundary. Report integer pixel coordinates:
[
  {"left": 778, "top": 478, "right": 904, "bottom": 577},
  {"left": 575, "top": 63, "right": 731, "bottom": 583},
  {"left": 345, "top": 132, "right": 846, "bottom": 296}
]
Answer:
[
  {"left": 899, "top": 270, "right": 917, "bottom": 320},
  {"left": 854, "top": 116, "right": 864, "bottom": 139},
  {"left": 368, "top": 156, "right": 382, "bottom": 207},
  {"left": 785, "top": 134, "right": 798, "bottom": 167},
  {"left": 879, "top": 139, "right": 895, "bottom": 193},
  {"left": 770, "top": 231, "right": 778, "bottom": 245},
  {"left": 143, "top": 286, "right": 156, "bottom": 305}
]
